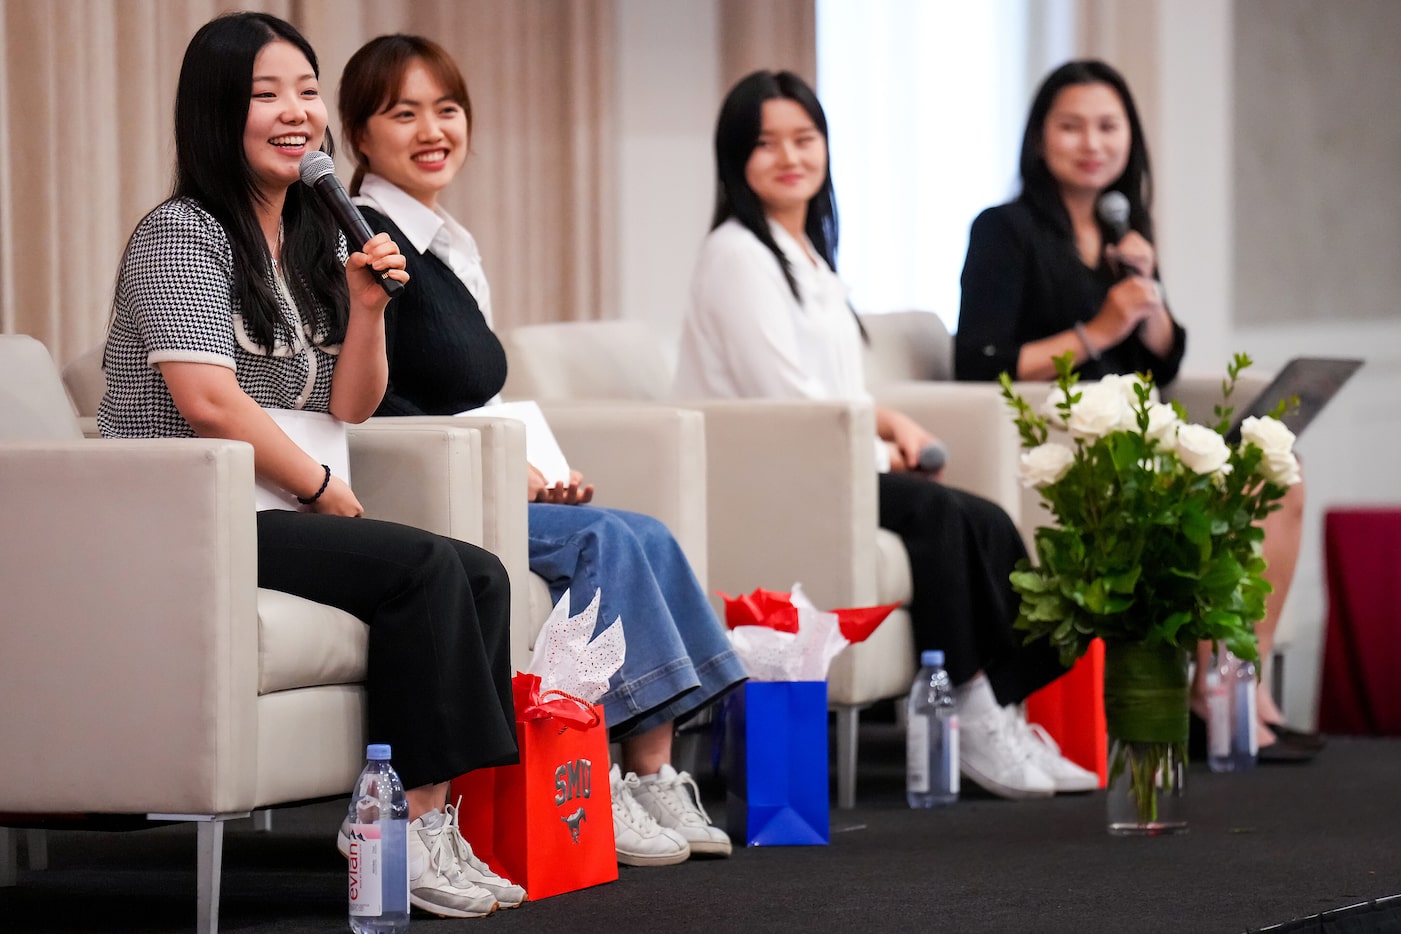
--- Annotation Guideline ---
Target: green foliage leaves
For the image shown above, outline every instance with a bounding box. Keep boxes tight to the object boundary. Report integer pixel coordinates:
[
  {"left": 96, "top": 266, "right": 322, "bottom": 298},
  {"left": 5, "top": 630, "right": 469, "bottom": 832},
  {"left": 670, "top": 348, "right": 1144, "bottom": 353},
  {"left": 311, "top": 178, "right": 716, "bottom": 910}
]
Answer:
[{"left": 1003, "top": 354, "right": 1293, "bottom": 666}]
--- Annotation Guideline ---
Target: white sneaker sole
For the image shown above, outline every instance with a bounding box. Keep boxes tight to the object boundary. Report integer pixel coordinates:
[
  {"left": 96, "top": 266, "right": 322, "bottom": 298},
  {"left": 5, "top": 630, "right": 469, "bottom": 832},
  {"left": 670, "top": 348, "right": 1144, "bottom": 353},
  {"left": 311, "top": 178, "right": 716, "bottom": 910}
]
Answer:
[
  {"left": 1049, "top": 774, "right": 1101, "bottom": 794},
  {"left": 410, "top": 890, "right": 497, "bottom": 919},
  {"left": 682, "top": 837, "right": 732, "bottom": 857},
  {"left": 616, "top": 846, "right": 690, "bottom": 867},
  {"left": 960, "top": 762, "right": 1055, "bottom": 800}
]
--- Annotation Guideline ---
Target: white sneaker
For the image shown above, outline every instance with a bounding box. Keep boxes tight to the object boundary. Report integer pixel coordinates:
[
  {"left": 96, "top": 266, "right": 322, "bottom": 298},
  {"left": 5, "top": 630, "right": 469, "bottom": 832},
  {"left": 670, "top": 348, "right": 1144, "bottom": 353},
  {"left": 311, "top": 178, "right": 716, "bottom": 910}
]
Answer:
[
  {"left": 1014, "top": 718, "right": 1101, "bottom": 793},
  {"left": 444, "top": 802, "right": 527, "bottom": 908},
  {"left": 959, "top": 705, "right": 1056, "bottom": 800},
  {"left": 632, "top": 764, "right": 732, "bottom": 857},
  {"left": 610, "top": 763, "right": 690, "bottom": 866},
  {"left": 339, "top": 811, "right": 498, "bottom": 919}
]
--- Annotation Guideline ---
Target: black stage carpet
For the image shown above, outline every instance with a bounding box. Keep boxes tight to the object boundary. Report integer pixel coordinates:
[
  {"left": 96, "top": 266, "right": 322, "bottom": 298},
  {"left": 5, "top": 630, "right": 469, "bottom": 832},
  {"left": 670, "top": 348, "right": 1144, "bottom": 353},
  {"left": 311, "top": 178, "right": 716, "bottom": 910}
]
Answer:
[{"left": 3, "top": 729, "right": 1399, "bottom": 933}]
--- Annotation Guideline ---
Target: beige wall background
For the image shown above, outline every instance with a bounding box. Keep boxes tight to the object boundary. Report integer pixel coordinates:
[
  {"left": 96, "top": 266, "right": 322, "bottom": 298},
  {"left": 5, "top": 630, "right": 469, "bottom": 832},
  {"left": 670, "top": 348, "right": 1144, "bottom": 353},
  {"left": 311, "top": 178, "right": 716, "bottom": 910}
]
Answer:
[
  {"left": 0, "top": 0, "right": 810, "bottom": 365},
  {"left": 1234, "top": 0, "right": 1401, "bottom": 327}
]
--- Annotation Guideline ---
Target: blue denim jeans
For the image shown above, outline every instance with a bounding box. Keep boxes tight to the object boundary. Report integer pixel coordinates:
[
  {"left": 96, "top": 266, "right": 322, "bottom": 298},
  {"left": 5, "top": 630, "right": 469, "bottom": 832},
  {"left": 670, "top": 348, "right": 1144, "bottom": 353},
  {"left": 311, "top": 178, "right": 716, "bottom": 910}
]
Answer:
[{"left": 527, "top": 504, "right": 746, "bottom": 741}]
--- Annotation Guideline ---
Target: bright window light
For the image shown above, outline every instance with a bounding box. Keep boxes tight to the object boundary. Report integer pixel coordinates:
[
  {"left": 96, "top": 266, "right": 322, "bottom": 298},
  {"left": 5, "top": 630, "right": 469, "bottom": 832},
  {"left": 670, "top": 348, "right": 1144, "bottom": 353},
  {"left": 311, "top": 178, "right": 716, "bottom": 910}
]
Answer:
[{"left": 817, "top": 0, "right": 1061, "bottom": 332}]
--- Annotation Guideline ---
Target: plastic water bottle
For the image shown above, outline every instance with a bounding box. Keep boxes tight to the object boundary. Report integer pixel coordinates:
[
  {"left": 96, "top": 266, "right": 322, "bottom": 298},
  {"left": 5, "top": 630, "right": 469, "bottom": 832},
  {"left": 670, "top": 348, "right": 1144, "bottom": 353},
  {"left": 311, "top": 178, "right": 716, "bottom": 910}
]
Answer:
[
  {"left": 907, "top": 649, "right": 959, "bottom": 807},
  {"left": 1206, "top": 652, "right": 1259, "bottom": 772},
  {"left": 347, "top": 743, "right": 410, "bottom": 933}
]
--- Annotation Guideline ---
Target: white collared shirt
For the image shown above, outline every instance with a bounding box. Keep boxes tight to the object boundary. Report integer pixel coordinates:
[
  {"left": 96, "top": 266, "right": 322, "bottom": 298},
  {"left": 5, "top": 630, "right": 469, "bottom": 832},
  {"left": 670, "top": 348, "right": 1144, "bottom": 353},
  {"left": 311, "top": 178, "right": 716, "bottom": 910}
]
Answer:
[
  {"left": 677, "top": 217, "right": 889, "bottom": 471},
  {"left": 677, "top": 217, "right": 869, "bottom": 402},
  {"left": 353, "top": 173, "right": 493, "bottom": 329}
]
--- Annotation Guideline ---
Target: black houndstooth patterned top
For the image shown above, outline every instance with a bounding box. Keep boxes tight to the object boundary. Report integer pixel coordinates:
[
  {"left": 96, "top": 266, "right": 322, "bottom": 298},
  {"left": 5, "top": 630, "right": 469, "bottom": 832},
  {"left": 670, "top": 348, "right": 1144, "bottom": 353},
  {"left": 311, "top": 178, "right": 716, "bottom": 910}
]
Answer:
[{"left": 99, "top": 198, "right": 348, "bottom": 439}]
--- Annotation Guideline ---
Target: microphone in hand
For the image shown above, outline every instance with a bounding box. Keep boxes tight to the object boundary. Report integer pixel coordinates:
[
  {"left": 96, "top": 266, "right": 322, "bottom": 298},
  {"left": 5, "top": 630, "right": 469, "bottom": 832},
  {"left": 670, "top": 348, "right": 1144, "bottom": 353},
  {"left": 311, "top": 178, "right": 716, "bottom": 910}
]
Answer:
[
  {"left": 915, "top": 441, "right": 947, "bottom": 475},
  {"left": 1096, "top": 190, "right": 1139, "bottom": 280},
  {"left": 299, "top": 152, "right": 403, "bottom": 297}
]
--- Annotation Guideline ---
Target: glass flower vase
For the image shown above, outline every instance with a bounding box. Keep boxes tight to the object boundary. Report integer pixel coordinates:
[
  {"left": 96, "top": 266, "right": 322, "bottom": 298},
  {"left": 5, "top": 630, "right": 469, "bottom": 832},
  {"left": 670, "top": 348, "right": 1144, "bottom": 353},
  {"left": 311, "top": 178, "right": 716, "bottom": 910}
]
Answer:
[{"left": 1103, "top": 641, "right": 1189, "bottom": 836}]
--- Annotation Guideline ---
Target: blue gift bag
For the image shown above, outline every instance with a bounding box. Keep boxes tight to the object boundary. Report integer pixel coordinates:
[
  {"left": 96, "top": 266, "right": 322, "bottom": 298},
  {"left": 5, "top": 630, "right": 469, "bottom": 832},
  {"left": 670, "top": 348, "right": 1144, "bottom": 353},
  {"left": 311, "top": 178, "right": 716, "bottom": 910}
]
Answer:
[{"left": 722, "top": 681, "right": 830, "bottom": 846}]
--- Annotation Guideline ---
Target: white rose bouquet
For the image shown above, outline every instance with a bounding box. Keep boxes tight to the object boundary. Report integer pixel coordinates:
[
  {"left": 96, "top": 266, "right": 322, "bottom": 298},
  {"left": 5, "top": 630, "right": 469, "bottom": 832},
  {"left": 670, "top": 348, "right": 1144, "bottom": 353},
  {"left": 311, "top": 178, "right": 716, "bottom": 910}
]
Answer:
[{"left": 1000, "top": 354, "right": 1301, "bottom": 666}]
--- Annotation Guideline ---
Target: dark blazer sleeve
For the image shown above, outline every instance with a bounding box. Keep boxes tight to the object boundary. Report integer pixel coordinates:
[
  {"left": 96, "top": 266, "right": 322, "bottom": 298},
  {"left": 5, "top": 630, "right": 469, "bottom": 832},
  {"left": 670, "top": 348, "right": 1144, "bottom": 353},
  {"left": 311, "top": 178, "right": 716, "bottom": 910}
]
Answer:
[
  {"left": 357, "top": 206, "right": 428, "bottom": 417},
  {"left": 954, "top": 206, "right": 1028, "bottom": 381}
]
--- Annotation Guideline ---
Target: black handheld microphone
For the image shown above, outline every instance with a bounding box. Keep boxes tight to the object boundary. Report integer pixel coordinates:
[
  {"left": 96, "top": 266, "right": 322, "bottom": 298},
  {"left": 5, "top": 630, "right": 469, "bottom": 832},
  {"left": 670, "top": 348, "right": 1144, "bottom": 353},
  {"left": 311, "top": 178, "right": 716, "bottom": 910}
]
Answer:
[
  {"left": 916, "top": 442, "right": 947, "bottom": 474},
  {"left": 1096, "top": 190, "right": 1135, "bottom": 280},
  {"left": 298, "top": 152, "right": 403, "bottom": 297},
  {"left": 1097, "top": 190, "right": 1131, "bottom": 243}
]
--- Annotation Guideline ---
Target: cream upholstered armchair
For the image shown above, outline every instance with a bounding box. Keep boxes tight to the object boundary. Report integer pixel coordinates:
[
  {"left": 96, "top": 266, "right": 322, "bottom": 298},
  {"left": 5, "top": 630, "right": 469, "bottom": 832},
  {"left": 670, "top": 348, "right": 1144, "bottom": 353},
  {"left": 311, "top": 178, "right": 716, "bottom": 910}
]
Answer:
[
  {"left": 498, "top": 318, "right": 1023, "bottom": 808},
  {"left": 63, "top": 344, "right": 710, "bottom": 680},
  {"left": 2, "top": 335, "right": 487, "bottom": 934},
  {"left": 381, "top": 405, "right": 709, "bottom": 673}
]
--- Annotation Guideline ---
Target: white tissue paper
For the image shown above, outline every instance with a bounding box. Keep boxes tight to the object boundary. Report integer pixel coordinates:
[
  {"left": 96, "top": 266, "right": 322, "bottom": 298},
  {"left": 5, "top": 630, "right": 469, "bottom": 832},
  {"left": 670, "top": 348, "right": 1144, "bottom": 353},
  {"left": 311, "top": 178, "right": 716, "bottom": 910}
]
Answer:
[
  {"left": 728, "top": 584, "right": 849, "bottom": 681},
  {"left": 526, "top": 588, "right": 625, "bottom": 703}
]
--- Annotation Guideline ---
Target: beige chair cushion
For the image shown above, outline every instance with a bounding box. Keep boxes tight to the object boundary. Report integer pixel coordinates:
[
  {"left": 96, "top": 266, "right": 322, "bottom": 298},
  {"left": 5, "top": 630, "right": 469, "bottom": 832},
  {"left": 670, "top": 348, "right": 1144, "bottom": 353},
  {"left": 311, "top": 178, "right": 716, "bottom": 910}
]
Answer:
[
  {"left": 873, "top": 528, "right": 914, "bottom": 607},
  {"left": 861, "top": 310, "right": 953, "bottom": 384},
  {"left": 0, "top": 335, "right": 83, "bottom": 440},
  {"left": 257, "top": 589, "right": 369, "bottom": 695},
  {"left": 500, "top": 320, "right": 674, "bottom": 402}
]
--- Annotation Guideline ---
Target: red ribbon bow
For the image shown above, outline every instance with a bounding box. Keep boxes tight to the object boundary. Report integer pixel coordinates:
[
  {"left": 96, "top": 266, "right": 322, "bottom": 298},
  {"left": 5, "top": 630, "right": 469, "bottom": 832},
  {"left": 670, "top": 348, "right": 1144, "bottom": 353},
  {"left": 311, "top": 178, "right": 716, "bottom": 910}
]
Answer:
[
  {"left": 717, "top": 587, "right": 899, "bottom": 644},
  {"left": 512, "top": 673, "right": 600, "bottom": 731}
]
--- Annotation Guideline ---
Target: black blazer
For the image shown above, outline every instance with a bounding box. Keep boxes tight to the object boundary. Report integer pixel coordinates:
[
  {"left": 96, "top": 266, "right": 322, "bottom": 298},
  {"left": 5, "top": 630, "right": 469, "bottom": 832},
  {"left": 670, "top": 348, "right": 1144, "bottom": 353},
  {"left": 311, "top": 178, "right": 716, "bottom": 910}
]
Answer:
[{"left": 953, "top": 200, "right": 1185, "bottom": 386}]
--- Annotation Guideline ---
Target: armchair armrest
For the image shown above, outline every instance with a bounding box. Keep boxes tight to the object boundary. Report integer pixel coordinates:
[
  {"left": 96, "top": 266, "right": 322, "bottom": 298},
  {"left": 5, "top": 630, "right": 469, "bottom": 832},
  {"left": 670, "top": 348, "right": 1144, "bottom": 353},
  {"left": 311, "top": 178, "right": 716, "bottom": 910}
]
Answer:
[
  {"left": 681, "top": 399, "right": 879, "bottom": 613},
  {"left": 873, "top": 381, "right": 1022, "bottom": 524},
  {"left": 538, "top": 402, "right": 708, "bottom": 583},
  {"left": 0, "top": 439, "right": 260, "bottom": 815},
  {"left": 348, "top": 422, "right": 483, "bottom": 544},
  {"left": 364, "top": 416, "right": 532, "bottom": 669}
]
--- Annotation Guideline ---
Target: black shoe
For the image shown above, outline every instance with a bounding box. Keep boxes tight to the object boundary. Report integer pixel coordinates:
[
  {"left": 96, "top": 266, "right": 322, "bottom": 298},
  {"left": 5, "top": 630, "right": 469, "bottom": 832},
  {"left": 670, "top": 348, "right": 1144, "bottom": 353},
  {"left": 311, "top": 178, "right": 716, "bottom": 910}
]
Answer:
[
  {"left": 1258, "top": 736, "right": 1318, "bottom": 764},
  {"left": 1266, "top": 722, "right": 1327, "bottom": 751},
  {"left": 1188, "top": 710, "right": 1208, "bottom": 761}
]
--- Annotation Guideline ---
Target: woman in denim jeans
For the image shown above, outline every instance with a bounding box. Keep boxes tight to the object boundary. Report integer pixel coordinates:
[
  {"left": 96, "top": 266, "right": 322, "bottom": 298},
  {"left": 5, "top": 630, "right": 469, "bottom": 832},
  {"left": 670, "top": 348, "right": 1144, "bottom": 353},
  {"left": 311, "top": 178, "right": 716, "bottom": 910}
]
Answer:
[{"left": 338, "top": 33, "right": 746, "bottom": 866}]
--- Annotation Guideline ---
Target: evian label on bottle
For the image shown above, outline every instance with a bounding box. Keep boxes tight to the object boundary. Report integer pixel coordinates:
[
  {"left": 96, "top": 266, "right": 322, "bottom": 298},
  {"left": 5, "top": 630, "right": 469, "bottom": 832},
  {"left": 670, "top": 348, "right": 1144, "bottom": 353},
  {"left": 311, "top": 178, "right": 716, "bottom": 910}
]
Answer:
[{"left": 347, "top": 823, "right": 383, "bottom": 917}]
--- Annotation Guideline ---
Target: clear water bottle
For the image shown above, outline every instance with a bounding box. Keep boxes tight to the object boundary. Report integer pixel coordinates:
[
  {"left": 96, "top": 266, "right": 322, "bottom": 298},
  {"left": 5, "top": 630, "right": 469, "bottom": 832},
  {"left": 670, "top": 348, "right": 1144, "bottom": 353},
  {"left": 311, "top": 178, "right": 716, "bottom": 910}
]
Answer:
[
  {"left": 347, "top": 743, "right": 410, "bottom": 933},
  {"left": 1206, "top": 652, "right": 1259, "bottom": 772},
  {"left": 907, "top": 649, "right": 959, "bottom": 808}
]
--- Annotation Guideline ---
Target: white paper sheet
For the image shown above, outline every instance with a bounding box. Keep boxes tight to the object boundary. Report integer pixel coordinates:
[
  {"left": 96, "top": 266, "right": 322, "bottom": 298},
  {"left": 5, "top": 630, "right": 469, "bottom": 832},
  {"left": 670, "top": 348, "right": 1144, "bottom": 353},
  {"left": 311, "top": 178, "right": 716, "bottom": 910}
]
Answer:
[
  {"left": 255, "top": 409, "right": 351, "bottom": 512},
  {"left": 464, "top": 399, "right": 572, "bottom": 486}
]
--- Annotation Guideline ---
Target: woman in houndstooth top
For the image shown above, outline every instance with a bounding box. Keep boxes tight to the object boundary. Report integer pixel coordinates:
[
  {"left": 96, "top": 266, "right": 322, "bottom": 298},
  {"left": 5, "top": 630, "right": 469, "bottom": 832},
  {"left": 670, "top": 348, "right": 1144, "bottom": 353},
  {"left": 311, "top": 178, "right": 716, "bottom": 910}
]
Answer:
[{"left": 98, "top": 12, "right": 525, "bottom": 918}]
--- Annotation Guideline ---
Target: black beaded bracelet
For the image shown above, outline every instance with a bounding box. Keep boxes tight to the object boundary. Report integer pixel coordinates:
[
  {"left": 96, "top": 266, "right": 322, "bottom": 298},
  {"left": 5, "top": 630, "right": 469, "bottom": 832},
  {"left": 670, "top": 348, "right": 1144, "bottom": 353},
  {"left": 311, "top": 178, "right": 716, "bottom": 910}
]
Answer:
[{"left": 297, "top": 464, "right": 332, "bottom": 505}]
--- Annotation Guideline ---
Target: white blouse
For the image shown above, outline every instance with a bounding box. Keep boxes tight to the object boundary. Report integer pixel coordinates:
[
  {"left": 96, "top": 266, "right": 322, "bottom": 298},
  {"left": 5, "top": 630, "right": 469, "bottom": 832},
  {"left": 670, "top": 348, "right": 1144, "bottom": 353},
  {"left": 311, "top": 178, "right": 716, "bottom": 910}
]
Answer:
[
  {"left": 675, "top": 217, "right": 869, "bottom": 402},
  {"left": 676, "top": 217, "right": 888, "bottom": 471}
]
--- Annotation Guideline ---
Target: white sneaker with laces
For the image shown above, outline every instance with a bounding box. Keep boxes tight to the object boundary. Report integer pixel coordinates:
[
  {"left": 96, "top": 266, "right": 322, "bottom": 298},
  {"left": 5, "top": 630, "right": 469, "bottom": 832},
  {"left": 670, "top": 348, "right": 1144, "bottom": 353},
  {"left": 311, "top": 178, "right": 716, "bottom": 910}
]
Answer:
[
  {"left": 632, "top": 764, "right": 732, "bottom": 857},
  {"left": 610, "top": 763, "right": 690, "bottom": 866},
  {"left": 340, "top": 811, "right": 498, "bottom": 918},
  {"left": 1014, "top": 718, "right": 1101, "bottom": 793},
  {"left": 444, "top": 802, "right": 527, "bottom": 908},
  {"left": 959, "top": 705, "right": 1056, "bottom": 800}
]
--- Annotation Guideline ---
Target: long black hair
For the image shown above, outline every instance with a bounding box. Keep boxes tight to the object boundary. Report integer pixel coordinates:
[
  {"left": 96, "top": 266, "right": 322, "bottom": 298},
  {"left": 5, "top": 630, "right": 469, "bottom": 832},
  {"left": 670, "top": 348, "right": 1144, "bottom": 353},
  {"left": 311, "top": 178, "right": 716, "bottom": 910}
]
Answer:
[
  {"left": 1016, "top": 59, "right": 1154, "bottom": 247},
  {"left": 169, "top": 12, "right": 347, "bottom": 350},
  {"left": 711, "top": 70, "right": 838, "bottom": 302}
]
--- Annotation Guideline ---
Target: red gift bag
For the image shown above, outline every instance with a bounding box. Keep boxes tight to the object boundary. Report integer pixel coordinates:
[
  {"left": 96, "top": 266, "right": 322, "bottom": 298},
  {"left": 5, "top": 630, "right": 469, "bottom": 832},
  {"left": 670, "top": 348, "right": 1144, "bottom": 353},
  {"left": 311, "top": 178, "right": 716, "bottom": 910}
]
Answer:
[
  {"left": 1025, "top": 638, "right": 1107, "bottom": 786},
  {"left": 450, "top": 674, "right": 618, "bottom": 900}
]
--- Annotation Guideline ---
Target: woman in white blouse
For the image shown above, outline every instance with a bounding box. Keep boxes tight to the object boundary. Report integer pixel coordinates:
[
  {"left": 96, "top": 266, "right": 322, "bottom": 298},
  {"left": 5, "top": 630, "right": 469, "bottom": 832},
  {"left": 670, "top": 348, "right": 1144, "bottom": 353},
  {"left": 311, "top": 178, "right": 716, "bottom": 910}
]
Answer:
[{"left": 677, "top": 70, "right": 1096, "bottom": 800}]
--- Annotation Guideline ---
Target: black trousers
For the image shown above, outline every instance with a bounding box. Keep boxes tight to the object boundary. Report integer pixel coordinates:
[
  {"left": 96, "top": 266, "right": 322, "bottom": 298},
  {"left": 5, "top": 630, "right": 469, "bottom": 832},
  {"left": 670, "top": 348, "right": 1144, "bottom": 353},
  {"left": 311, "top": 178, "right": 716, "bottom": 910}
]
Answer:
[
  {"left": 257, "top": 510, "right": 518, "bottom": 789},
  {"left": 878, "top": 473, "right": 1066, "bottom": 705}
]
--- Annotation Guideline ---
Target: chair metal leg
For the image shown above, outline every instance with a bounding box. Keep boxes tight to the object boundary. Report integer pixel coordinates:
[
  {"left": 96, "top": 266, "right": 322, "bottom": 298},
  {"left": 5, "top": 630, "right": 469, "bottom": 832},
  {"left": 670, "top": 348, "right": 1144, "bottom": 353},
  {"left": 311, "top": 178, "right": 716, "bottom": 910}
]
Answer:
[
  {"left": 0, "top": 828, "right": 16, "bottom": 887},
  {"left": 836, "top": 706, "right": 860, "bottom": 810},
  {"left": 150, "top": 812, "right": 246, "bottom": 934},
  {"left": 196, "top": 820, "right": 224, "bottom": 934},
  {"left": 250, "top": 810, "right": 272, "bottom": 833},
  {"left": 1271, "top": 650, "right": 1286, "bottom": 709},
  {"left": 24, "top": 830, "right": 47, "bottom": 870}
]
